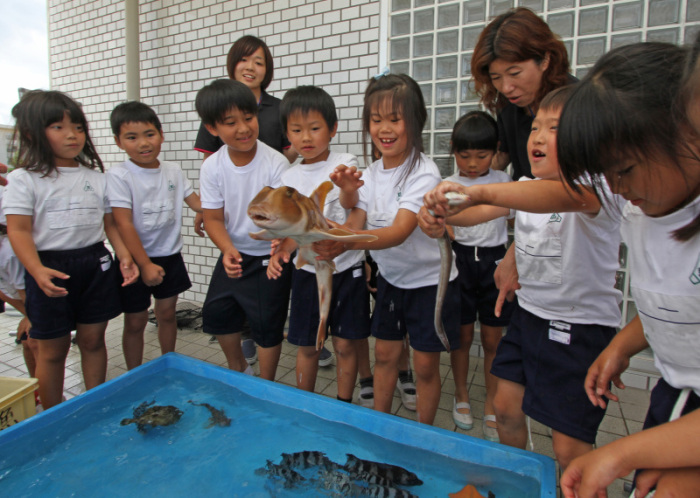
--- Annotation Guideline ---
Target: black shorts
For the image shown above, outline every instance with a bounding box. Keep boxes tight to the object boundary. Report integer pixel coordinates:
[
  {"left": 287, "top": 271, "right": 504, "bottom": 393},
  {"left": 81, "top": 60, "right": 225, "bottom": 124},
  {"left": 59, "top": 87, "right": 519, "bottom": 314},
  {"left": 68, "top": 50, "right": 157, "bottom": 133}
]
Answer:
[
  {"left": 371, "top": 274, "right": 460, "bottom": 352},
  {"left": 490, "top": 303, "right": 616, "bottom": 444},
  {"left": 26, "top": 242, "right": 122, "bottom": 340},
  {"left": 118, "top": 252, "right": 192, "bottom": 313},
  {"left": 643, "top": 378, "right": 700, "bottom": 430},
  {"left": 453, "top": 242, "right": 513, "bottom": 327},
  {"left": 202, "top": 253, "right": 292, "bottom": 348},
  {"left": 287, "top": 263, "right": 371, "bottom": 346}
]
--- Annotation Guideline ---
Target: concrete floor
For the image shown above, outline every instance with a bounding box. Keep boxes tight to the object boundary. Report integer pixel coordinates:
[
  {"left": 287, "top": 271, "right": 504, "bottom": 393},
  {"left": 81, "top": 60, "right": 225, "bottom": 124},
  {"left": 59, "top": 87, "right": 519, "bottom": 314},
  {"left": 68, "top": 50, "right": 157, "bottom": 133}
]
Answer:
[{"left": 0, "top": 304, "right": 651, "bottom": 497}]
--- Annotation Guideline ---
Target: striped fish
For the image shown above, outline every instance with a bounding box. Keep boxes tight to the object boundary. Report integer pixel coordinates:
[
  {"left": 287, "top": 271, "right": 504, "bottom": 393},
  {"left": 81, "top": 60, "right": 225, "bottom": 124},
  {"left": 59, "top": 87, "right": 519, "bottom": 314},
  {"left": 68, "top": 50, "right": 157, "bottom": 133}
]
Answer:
[{"left": 343, "top": 454, "right": 423, "bottom": 486}]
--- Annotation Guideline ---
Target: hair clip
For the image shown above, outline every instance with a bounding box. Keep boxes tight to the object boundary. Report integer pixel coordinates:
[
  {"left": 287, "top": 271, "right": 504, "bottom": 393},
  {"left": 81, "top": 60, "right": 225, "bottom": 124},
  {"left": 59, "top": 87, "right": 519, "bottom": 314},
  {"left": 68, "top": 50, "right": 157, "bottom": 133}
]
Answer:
[{"left": 373, "top": 67, "right": 390, "bottom": 80}]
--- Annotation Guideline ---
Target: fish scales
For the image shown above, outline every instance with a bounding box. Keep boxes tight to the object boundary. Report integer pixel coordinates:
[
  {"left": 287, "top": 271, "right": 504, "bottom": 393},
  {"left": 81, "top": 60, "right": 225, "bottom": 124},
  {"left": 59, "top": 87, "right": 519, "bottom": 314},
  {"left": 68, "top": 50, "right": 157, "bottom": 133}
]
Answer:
[
  {"left": 344, "top": 454, "right": 423, "bottom": 486},
  {"left": 281, "top": 450, "right": 337, "bottom": 470}
]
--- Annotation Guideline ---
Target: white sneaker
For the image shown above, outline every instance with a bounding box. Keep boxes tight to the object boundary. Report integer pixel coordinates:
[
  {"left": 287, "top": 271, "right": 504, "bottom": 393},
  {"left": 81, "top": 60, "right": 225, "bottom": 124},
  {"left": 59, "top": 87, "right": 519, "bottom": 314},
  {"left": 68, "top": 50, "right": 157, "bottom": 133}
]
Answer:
[
  {"left": 241, "top": 338, "right": 257, "bottom": 366},
  {"left": 452, "top": 399, "right": 473, "bottom": 430},
  {"left": 482, "top": 414, "right": 499, "bottom": 442},
  {"left": 396, "top": 372, "right": 416, "bottom": 411}
]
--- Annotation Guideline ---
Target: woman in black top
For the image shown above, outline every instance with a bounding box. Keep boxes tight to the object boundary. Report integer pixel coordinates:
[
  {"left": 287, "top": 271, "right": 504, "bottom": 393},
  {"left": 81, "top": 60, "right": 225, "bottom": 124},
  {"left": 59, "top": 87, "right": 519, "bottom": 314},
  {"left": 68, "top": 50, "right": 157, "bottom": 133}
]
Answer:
[
  {"left": 194, "top": 35, "right": 297, "bottom": 163},
  {"left": 471, "top": 7, "right": 572, "bottom": 180}
]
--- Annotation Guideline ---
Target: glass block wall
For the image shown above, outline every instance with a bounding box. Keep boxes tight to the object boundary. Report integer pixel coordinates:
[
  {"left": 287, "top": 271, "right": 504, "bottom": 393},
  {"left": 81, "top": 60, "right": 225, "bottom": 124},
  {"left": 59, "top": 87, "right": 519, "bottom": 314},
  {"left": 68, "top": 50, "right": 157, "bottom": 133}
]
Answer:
[{"left": 387, "top": 0, "right": 700, "bottom": 327}]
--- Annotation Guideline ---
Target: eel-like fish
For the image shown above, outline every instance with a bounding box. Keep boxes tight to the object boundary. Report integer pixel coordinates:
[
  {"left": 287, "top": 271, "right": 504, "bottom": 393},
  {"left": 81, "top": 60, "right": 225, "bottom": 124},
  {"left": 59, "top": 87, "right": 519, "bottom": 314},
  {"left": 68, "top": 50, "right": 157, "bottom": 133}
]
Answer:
[
  {"left": 188, "top": 400, "right": 231, "bottom": 428},
  {"left": 248, "top": 181, "right": 377, "bottom": 350}
]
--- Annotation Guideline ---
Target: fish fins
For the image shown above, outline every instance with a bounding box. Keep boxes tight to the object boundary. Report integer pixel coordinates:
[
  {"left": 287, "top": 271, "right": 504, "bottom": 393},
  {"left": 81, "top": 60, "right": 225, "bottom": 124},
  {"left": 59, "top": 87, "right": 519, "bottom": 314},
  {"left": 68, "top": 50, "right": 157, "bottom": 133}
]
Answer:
[
  {"left": 249, "top": 229, "right": 273, "bottom": 241},
  {"left": 326, "top": 227, "right": 378, "bottom": 242},
  {"left": 448, "top": 484, "right": 488, "bottom": 498},
  {"left": 310, "top": 181, "right": 334, "bottom": 210}
]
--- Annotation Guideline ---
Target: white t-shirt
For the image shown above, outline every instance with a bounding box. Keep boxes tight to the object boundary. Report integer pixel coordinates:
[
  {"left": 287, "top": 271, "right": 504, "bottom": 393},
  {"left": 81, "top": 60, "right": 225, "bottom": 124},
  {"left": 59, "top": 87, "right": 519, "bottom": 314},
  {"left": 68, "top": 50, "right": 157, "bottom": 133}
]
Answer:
[
  {"left": 106, "top": 159, "right": 194, "bottom": 257},
  {"left": 0, "top": 187, "right": 24, "bottom": 300},
  {"left": 356, "top": 153, "right": 458, "bottom": 289},
  {"left": 280, "top": 151, "right": 364, "bottom": 274},
  {"left": 621, "top": 196, "right": 700, "bottom": 394},
  {"left": 445, "top": 169, "right": 513, "bottom": 247},
  {"left": 514, "top": 177, "right": 623, "bottom": 327},
  {"left": 3, "top": 166, "right": 109, "bottom": 251},
  {"left": 199, "top": 141, "right": 289, "bottom": 257}
]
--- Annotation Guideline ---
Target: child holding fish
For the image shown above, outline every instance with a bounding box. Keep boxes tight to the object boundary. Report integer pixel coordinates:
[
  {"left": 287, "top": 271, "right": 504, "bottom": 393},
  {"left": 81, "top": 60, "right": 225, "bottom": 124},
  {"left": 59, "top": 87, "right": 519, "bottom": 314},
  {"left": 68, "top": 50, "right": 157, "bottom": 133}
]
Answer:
[
  {"left": 331, "top": 73, "right": 460, "bottom": 426},
  {"left": 4, "top": 90, "right": 139, "bottom": 409},
  {"left": 420, "top": 86, "right": 624, "bottom": 470},
  {"left": 266, "top": 85, "right": 373, "bottom": 401},
  {"left": 195, "top": 79, "right": 293, "bottom": 381},
  {"left": 107, "top": 101, "right": 204, "bottom": 370},
  {"left": 443, "top": 111, "right": 515, "bottom": 441}
]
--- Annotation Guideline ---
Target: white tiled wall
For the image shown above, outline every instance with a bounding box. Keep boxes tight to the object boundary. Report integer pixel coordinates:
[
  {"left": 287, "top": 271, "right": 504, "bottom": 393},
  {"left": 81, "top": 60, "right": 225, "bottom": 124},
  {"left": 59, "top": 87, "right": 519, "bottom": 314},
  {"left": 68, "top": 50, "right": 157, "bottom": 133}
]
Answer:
[{"left": 48, "top": 0, "right": 381, "bottom": 304}]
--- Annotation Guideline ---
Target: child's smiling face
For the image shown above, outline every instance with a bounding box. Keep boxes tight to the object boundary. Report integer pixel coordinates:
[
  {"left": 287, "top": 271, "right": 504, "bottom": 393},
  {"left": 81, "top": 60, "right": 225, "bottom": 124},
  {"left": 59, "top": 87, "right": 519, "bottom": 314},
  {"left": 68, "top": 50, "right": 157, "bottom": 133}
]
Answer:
[
  {"left": 527, "top": 106, "right": 561, "bottom": 180},
  {"left": 369, "top": 99, "right": 409, "bottom": 169},
  {"left": 206, "top": 106, "right": 259, "bottom": 165},
  {"left": 115, "top": 121, "right": 163, "bottom": 169}
]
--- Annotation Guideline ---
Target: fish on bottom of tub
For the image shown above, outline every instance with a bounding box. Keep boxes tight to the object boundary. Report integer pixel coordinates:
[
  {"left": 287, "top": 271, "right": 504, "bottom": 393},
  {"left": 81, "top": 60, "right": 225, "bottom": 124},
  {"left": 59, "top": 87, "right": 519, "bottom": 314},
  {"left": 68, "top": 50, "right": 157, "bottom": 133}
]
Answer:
[{"left": 247, "top": 181, "right": 377, "bottom": 350}]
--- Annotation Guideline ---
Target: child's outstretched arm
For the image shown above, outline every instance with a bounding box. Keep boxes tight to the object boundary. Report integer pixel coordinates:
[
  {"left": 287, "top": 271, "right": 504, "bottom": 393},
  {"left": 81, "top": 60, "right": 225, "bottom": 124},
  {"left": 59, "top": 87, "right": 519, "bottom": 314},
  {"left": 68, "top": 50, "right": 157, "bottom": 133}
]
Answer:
[
  {"left": 203, "top": 208, "right": 243, "bottom": 278},
  {"left": 6, "top": 214, "right": 69, "bottom": 297},
  {"left": 184, "top": 192, "right": 205, "bottom": 237},
  {"left": 107, "top": 210, "right": 153, "bottom": 287},
  {"left": 330, "top": 165, "right": 363, "bottom": 209}
]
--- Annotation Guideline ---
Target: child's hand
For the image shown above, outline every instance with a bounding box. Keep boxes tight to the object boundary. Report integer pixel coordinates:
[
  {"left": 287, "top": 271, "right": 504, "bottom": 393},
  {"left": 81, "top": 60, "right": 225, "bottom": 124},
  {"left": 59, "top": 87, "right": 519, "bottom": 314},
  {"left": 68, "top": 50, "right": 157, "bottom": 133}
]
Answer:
[
  {"left": 267, "top": 250, "right": 290, "bottom": 279},
  {"left": 222, "top": 247, "right": 243, "bottom": 278},
  {"left": 17, "top": 316, "right": 31, "bottom": 337},
  {"left": 423, "top": 181, "right": 471, "bottom": 218},
  {"left": 330, "top": 165, "right": 363, "bottom": 192},
  {"left": 34, "top": 265, "right": 70, "bottom": 297},
  {"left": 364, "top": 262, "right": 377, "bottom": 294},
  {"left": 119, "top": 258, "right": 140, "bottom": 287},
  {"left": 584, "top": 345, "right": 629, "bottom": 409},
  {"left": 312, "top": 240, "right": 345, "bottom": 261},
  {"left": 194, "top": 212, "right": 205, "bottom": 237},
  {"left": 141, "top": 262, "right": 165, "bottom": 287},
  {"left": 269, "top": 238, "right": 282, "bottom": 256},
  {"left": 416, "top": 206, "right": 446, "bottom": 239},
  {"left": 560, "top": 446, "right": 626, "bottom": 498}
]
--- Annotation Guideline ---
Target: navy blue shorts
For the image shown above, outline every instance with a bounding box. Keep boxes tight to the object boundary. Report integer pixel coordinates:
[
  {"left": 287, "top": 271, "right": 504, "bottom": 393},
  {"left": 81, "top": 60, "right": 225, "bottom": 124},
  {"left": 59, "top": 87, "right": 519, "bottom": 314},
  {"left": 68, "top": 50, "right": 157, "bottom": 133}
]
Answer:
[
  {"left": 643, "top": 378, "right": 700, "bottom": 430},
  {"left": 452, "top": 242, "right": 514, "bottom": 327},
  {"left": 202, "top": 253, "right": 292, "bottom": 348},
  {"left": 287, "top": 263, "right": 371, "bottom": 346},
  {"left": 490, "top": 303, "right": 616, "bottom": 444},
  {"left": 371, "top": 274, "right": 460, "bottom": 352},
  {"left": 26, "top": 242, "right": 122, "bottom": 340},
  {"left": 118, "top": 252, "right": 192, "bottom": 313}
]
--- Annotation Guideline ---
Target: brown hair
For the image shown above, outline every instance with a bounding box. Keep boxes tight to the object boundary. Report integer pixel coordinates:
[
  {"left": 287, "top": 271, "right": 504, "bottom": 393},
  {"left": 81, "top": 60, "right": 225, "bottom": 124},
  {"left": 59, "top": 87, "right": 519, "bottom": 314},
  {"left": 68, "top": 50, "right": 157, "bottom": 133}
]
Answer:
[
  {"left": 471, "top": 7, "right": 570, "bottom": 113},
  {"left": 226, "top": 35, "right": 274, "bottom": 91}
]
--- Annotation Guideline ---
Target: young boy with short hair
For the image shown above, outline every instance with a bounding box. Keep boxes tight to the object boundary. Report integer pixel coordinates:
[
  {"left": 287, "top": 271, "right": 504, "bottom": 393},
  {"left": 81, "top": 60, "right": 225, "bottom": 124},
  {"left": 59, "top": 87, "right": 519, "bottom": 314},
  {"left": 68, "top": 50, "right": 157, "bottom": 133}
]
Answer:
[
  {"left": 195, "top": 79, "right": 292, "bottom": 380},
  {"left": 107, "top": 101, "right": 204, "bottom": 369},
  {"left": 267, "top": 85, "right": 371, "bottom": 401}
]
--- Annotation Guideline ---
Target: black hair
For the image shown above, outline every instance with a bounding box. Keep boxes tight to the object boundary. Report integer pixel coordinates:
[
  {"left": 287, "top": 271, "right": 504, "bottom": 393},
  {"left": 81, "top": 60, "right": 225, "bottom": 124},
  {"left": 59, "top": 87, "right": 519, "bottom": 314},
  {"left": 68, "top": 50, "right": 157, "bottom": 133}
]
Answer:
[
  {"left": 538, "top": 84, "right": 576, "bottom": 114},
  {"left": 450, "top": 111, "right": 498, "bottom": 153},
  {"left": 226, "top": 35, "right": 274, "bottom": 91},
  {"left": 362, "top": 73, "right": 427, "bottom": 186},
  {"left": 110, "top": 101, "right": 162, "bottom": 136},
  {"left": 11, "top": 89, "right": 103, "bottom": 174},
  {"left": 280, "top": 86, "right": 338, "bottom": 132},
  {"left": 557, "top": 42, "right": 698, "bottom": 240},
  {"left": 195, "top": 79, "right": 258, "bottom": 126}
]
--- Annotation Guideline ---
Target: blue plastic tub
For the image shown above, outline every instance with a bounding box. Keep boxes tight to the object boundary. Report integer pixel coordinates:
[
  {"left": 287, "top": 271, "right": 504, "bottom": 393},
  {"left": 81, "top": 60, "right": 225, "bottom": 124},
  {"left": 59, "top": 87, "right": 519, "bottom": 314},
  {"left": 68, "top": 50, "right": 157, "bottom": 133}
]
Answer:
[{"left": 0, "top": 353, "right": 555, "bottom": 496}]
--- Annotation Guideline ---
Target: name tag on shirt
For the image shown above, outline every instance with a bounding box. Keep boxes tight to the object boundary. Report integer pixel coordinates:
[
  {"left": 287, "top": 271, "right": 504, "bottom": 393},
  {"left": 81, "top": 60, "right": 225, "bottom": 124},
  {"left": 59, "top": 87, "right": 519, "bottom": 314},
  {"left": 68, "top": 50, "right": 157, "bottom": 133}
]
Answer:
[
  {"left": 548, "top": 328, "right": 571, "bottom": 345},
  {"left": 353, "top": 268, "right": 363, "bottom": 278}
]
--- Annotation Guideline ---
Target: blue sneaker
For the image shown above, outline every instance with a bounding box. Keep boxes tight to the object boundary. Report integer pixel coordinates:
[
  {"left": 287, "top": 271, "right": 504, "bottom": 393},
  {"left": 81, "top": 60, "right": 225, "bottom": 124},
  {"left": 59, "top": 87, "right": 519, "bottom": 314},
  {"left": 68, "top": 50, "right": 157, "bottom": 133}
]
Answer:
[
  {"left": 242, "top": 338, "right": 257, "bottom": 365},
  {"left": 318, "top": 346, "right": 333, "bottom": 367}
]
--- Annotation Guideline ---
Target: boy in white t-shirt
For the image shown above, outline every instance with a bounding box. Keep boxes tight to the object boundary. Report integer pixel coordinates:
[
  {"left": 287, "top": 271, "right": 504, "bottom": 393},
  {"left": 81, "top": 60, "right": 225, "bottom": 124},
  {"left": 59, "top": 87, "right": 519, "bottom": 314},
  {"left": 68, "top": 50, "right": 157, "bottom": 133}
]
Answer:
[
  {"left": 107, "top": 101, "right": 203, "bottom": 369},
  {"left": 196, "top": 79, "right": 292, "bottom": 381},
  {"left": 266, "top": 85, "right": 371, "bottom": 401}
]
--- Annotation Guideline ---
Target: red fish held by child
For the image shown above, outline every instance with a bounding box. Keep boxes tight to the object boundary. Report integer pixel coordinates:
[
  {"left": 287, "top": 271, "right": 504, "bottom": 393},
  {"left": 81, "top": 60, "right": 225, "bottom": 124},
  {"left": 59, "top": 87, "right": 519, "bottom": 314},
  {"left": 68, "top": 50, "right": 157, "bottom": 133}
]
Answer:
[{"left": 247, "top": 181, "right": 377, "bottom": 350}]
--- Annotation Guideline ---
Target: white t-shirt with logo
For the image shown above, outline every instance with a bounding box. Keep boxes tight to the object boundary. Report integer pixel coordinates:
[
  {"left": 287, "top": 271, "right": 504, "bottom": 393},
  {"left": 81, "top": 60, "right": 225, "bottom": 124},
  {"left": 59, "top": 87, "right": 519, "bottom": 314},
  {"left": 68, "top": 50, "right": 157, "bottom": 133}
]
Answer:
[
  {"left": 514, "top": 177, "right": 623, "bottom": 327},
  {"left": 199, "top": 141, "right": 289, "bottom": 257},
  {"left": 445, "top": 169, "right": 513, "bottom": 247},
  {"left": 622, "top": 195, "right": 700, "bottom": 394},
  {"left": 281, "top": 151, "right": 364, "bottom": 274},
  {"left": 107, "top": 159, "right": 194, "bottom": 257},
  {"left": 3, "top": 166, "right": 109, "bottom": 251},
  {"left": 356, "top": 153, "right": 458, "bottom": 289}
]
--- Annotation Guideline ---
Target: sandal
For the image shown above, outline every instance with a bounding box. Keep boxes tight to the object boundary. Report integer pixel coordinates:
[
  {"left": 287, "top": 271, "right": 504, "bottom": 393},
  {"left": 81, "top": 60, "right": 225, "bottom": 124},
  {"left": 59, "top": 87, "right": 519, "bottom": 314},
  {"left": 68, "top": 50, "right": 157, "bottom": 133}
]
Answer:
[
  {"left": 453, "top": 399, "right": 473, "bottom": 430},
  {"left": 483, "top": 414, "right": 499, "bottom": 442}
]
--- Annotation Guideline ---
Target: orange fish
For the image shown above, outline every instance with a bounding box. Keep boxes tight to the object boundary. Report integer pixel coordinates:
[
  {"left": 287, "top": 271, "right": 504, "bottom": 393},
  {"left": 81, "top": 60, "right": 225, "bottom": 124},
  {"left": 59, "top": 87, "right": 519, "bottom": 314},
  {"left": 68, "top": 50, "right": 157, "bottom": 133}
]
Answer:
[
  {"left": 248, "top": 181, "right": 377, "bottom": 350},
  {"left": 448, "top": 484, "right": 488, "bottom": 498}
]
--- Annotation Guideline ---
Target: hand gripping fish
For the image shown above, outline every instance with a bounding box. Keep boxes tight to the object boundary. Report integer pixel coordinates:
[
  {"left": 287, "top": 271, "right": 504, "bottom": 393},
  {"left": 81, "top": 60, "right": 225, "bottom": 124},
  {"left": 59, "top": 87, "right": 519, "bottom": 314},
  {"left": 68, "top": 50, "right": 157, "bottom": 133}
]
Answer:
[
  {"left": 430, "top": 191, "right": 470, "bottom": 352},
  {"left": 248, "top": 181, "right": 377, "bottom": 350}
]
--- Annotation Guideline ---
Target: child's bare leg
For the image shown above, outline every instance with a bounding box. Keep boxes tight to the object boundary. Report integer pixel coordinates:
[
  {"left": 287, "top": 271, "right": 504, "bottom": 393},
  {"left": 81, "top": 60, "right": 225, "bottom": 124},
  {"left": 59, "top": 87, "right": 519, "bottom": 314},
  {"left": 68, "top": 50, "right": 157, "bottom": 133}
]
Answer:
[
  {"left": 154, "top": 295, "right": 178, "bottom": 355},
  {"left": 216, "top": 332, "right": 246, "bottom": 371},
  {"left": 34, "top": 335, "right": 71, "bottom": 409},
  {"left": 413, "top": 350, "right": 442, "bottom": 425},
  {"left": 296, "top": 345, "right": 321, "bottom": 391},
  {"left": 480, "top": 324, "right": 503, "bottom": 420},
  {"left": 552, "top": 430, "right": 594, "bottom": 470},
  {"left": 333, "top": 336, "right": 358, "bottom": 400},
  {"left": 22, "top": 341, "right": 38, "bottom": 377},
  {"left": 122, "top": 310, "right": 148, "bottom": 370},
  {"left": 398, "top": 338, "right": 411, "bottom": 371},
  {"left": 493, "top": 378, "right": 527, "bottom": 449},
  {"left": 257, "top": 342, "right": 282, "bottom": 381},
  {"left": 357, "top": 337, "right": 372, "bottom": 379},
  {"left": 450, "top": 323, "right": 474, "bottom": 406},
  {"left": 75, "top": 321, "right": 108, "bottom": 390},
  {"left": 373, "top": 338, "right": 402, "bottom": 413}
]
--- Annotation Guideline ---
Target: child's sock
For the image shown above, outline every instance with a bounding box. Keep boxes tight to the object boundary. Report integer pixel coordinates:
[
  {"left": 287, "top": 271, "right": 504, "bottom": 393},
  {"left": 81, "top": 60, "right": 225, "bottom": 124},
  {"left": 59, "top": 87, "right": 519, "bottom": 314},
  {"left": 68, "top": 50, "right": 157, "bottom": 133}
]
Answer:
[
  {"left": 359, "top": 376, "right": 374, "bottom": 388},
  {"left": 336, "top": 395, "right": 352, "bottom": 403},
  {"left": 244, "top": 365, "right": 255, "bottom": 376},
  {"left": 398, "top": 370, "right": 413, "bottom": 384}
]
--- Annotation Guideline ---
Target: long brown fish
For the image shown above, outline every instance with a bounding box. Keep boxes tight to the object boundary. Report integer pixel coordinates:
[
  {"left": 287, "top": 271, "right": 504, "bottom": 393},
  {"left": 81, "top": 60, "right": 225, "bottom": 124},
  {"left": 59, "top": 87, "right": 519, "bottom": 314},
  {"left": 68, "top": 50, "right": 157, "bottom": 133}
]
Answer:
[{"left": 248, "top": 181, "right": 377, "bottom": 350}]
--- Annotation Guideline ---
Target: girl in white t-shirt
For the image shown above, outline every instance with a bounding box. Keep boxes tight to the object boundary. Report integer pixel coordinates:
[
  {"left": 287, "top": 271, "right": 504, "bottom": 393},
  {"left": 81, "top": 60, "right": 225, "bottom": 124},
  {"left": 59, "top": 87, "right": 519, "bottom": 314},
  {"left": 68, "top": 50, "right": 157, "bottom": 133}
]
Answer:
[
  {"left": 4, "top": 90, "right": 138, "bottom": 410},
  {"left": 555, "top": 41, "right": 700, "bottom": 496},
  {"left": 331, "top": 73, "right": 459, "bottom": 426}
]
